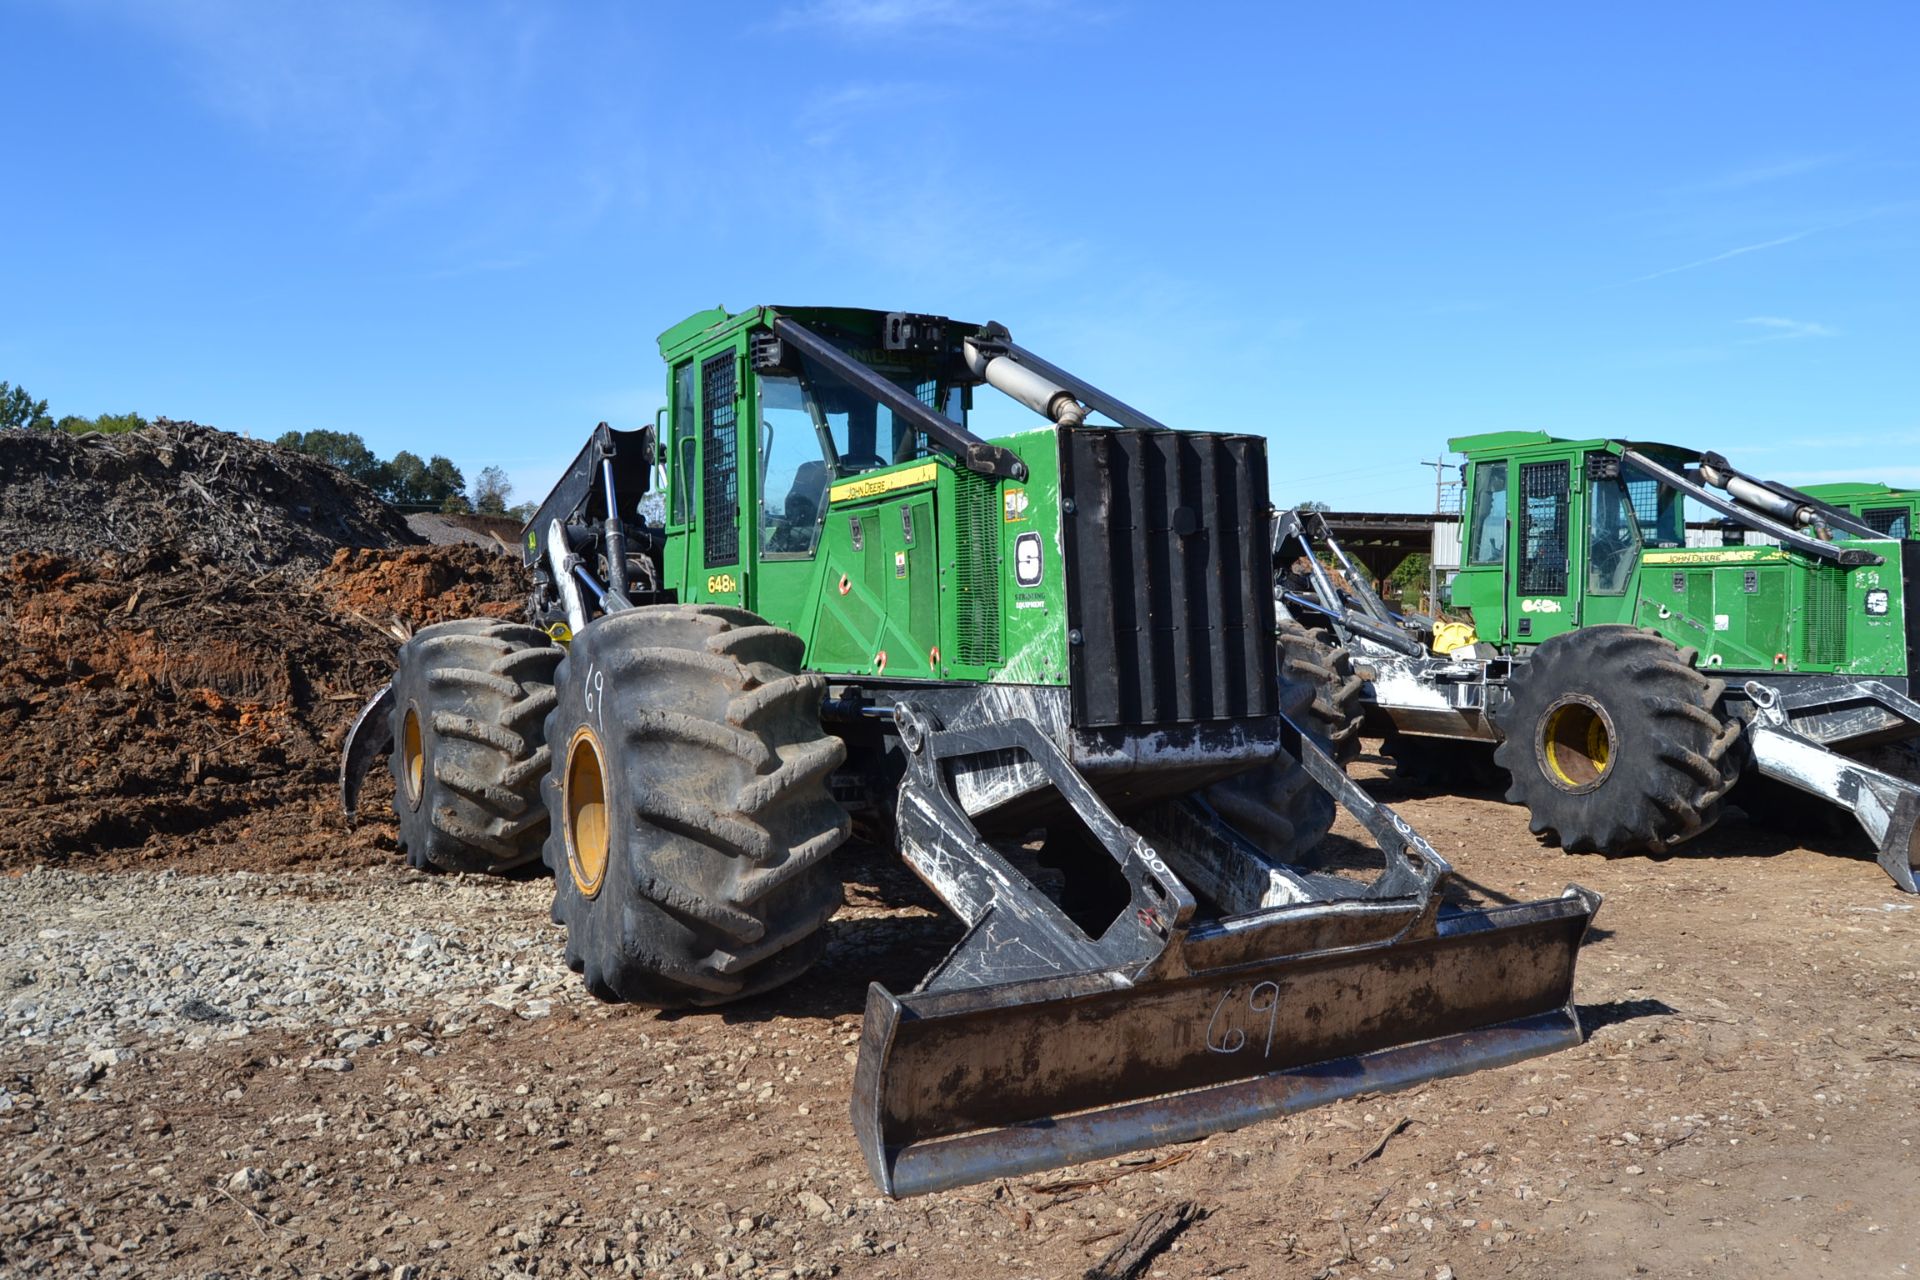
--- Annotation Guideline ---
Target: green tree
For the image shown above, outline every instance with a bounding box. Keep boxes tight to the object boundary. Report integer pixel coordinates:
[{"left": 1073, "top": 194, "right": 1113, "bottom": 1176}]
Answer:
[
  {"left": 1386, "top": 552, "right": 1432, "bottom": 606},
  {"left": 1, "top": 382, "right": 53, "bottom": 431},
  {"left": 276, "top": 429, "right": 390, "bottom": 490},
  {"left": 56, "top": 411, "right": 147, "bottom": 435},
  {"left": 426, "top": 456, "right": 465, "bottom": 506},
  {"left": 1295, "top": 499, "right": 1332, "bottom": 513},
  {"left": 506, "top": 500, "right": 540, "bottom": 523},
  {"left": 384, "top": 450, "right": 432, "bottom": 506},
  {"left": 472, "top": 464, "right": 513, "bottom": 516}
]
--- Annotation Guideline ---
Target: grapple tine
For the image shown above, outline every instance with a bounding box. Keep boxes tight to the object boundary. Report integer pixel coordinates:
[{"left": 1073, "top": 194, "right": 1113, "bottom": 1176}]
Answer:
[
  {"left": 853, "top": 888, "right": 1598, "bottom": 1197},
  {"left": 339, "top": 682, "right": 395, "bottom": 824}
]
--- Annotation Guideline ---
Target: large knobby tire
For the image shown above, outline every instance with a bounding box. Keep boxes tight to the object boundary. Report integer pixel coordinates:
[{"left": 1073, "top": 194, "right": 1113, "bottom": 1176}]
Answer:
[
  {"left": 388, "top": 619, "right": 562, "bottom": 874},
  {"left": 1494, "top": 626, "right": 1741, "bottom": 854},
  {"left": 543, "top": 605, "right": 850, "bottom": 1008},
  {"left": 1277, "top": 618, "right": 1366, "bottom": 764}
]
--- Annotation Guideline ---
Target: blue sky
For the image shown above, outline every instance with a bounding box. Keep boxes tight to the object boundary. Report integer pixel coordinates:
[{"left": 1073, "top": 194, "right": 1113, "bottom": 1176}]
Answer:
[{"left": 4, "top": 0, "right": 1917, "bottom": 511}]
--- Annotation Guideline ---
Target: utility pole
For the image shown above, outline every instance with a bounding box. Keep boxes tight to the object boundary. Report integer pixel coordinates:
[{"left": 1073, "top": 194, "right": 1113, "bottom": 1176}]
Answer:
[{"left": 1420, "top": 458, "right": 1457, "bottom": 612}]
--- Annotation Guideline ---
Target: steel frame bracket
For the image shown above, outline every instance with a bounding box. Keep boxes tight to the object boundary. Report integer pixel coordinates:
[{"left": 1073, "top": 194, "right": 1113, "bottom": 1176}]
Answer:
[
  {"left": 854, "top": 701, "right": 1602, "bottom": 1198},
  {"left": 1745, "top": 682, "right": 1920, "bottom": 893},
  {"left": 889, "top": 702, "right": 1197, "bottom": 990}
]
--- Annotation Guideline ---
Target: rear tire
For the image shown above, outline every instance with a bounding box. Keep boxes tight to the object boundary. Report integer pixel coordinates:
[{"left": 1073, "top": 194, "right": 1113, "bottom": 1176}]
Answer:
[
  {"left": 1277, "top": 618, "right": 1366, "bottom": 764},
  {"left": 1494, "top": 626, "right": 1741, "bottom": 854},
  {"left": 543, "top": 605, "right": 850, "bottom": 1008},
  {"left": 1197, "top": 653, "right": 1336, "bottom": 862},
  {"left": 388, "top": 619, "right": 561, "bottom": 873}
]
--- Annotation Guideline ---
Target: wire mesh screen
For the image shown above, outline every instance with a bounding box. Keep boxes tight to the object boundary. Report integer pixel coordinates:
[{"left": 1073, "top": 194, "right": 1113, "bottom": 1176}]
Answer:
[
  {"left": 1625, "top": 477, "right": 1663, "bottom": 527},
  {"left": 1863, "top": 506, "right": 1911, "bottom": 538},
  {"left": 951, "top": 468, "right": 1002, "bottom": 666},
  {"left": 1518, "top": 460, "right": 1570, "bottom": 596},
  {"left": 1801, "top": 568, "right": 1848, "bottom": 666},
  {"left": 702, "top": 353, "right": 739, "bottom": 568}
]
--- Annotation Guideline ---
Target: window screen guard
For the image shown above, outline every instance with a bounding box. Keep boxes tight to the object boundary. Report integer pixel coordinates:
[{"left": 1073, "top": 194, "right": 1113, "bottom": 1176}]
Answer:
[
  {"left": 702, "top": 353, "right": 740, "bottom": 568},
  {"left": 1518, "top": 460, "right": 1570, "bottom": 596}
]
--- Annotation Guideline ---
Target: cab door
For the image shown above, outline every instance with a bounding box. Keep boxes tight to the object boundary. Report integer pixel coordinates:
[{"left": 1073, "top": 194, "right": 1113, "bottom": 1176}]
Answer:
[
  {"left": 1507, "top": 457, "right": 1579, "bottom": 643},
  {"left": 1449, "top": 458, "right": 1511, "bottom": 642},
  {"left": 691, "top": 344, "right": 747, "bottom": 607}
]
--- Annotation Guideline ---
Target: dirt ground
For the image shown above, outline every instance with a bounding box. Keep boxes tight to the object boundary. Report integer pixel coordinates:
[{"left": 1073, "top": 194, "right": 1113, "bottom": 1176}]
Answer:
[{"left": 4, "top": 750, "right": 1917, "bottom": 1280}]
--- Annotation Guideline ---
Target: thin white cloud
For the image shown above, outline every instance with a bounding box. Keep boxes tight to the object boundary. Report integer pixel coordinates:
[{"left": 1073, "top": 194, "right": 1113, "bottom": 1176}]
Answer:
[
  {"left": 1738, "top": 315, "right": 1837, "bottom": 341},
  {"left": 796, "top": 81, "right": 947, "bottom": 147},
  {"left": 1680, "top": 154, "right": 1850, "bottom": 194},
  {"left": 771, "top": 0, "right": 1087, "bottom": 35},
  {"left": 1624, "top": 229, "right": 1817, "bottom": 284}
]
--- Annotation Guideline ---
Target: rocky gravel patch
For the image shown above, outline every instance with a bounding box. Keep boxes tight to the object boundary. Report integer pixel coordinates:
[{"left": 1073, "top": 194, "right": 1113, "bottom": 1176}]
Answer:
[{"left": 0, "top": 867, "right": 577, "bottom": 1068}]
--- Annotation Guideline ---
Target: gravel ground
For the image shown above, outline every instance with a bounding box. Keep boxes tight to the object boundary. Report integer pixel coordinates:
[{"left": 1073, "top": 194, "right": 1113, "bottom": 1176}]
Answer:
[
  {"left": 2, "top": 761, "right": 1917, "bottom": 1279},
  {"left": 1, "top": 867, "right": 578, "bottom": 1070}
]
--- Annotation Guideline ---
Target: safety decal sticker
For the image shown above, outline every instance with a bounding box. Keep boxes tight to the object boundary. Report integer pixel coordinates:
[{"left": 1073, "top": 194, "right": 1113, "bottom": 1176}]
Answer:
[{"left": 1015, "top": 532, "right": 1044, "bottom": 587}]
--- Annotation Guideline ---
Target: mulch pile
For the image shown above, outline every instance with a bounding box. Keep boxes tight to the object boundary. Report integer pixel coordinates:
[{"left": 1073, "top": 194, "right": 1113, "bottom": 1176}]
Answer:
[
  {"left": 0, "top": 424, "right": 531, "bottom": 872},
  {"left": 0, "top": 419, "right": 418, "bottom": 567}
]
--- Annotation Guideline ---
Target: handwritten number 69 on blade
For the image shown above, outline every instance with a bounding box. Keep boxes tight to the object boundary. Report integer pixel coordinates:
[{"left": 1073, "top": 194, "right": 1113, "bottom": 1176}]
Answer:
[{"left": 1205, "top": 981, "right": 1282, "bottom": 1057}]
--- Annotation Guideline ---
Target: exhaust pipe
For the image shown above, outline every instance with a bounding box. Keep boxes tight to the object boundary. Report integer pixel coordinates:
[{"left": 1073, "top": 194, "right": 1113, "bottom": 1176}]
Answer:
[{"left": 963, "top": 328, "right": 1087, "bottom": 427}]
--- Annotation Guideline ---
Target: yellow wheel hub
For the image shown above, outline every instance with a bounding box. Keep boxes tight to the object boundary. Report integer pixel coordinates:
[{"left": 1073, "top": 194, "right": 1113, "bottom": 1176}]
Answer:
[
  {"left": 1539, "top": 698, "right": 1615, "bottom": 793},
  {"left": 564, "top": 727, "right": 610, "bottom": 897},
  {"left": 401, "top": 705, "right": 426, "bottom": 810}
]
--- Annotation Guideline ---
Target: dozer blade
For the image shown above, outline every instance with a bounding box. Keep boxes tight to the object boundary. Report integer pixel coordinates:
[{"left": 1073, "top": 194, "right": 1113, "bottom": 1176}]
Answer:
[{"left": 856, "top": 704, "right": 1600, "bottom": 1198}]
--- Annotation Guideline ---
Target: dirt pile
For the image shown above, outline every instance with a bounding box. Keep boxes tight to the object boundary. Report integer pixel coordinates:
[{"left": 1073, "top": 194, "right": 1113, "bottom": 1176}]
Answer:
[
  {"left": 0, "top": 420, "right": 418, "bottom": 568},
  {"left": 0, "top": 420, "right": 536, "bottom": 871},
  {"left": 317, "top": 545, "right": 526, "bottom": 628},
  {"left": 0, "top": 544, "right": 529, "bottom": 873}
]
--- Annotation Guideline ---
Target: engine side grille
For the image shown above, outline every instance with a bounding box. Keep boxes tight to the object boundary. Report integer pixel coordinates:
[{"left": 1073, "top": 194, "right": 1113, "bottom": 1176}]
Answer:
[
  {"left": 1904, "top": 541, "right": 1919, "bottom": 677},
  {"left": 1059, "top": 427, "right": 1276, "bottom": 729},
  {"left": 951, "top": 467, "right": 1002, "bottom": 667},
  {"left": 1801, "top": 566, "right": 1848, "bottom": 667}
]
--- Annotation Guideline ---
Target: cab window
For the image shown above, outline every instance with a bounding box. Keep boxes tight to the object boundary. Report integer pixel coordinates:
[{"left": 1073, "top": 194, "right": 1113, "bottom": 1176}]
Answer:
[
  {"left": 758, "top": 375, "right": 832, "bottom": 558},
  {"left": 795, "top": 350, "right": 949, "bottom": 474},
  {"left": 1863, "top": 506, "right": 1910, "bottom": 538},
  {"left": 1466, "top": 462, "right": 1509, "bottom": 565},
  {"left": 1587, "top": 474, "right": 1639, "bottom": 595},
  {"left": 1620, "top": 460, "right": 1684, "bottom": 547},
  {"left": 670, "top": 361, "right": 694, "bottom": 526}
]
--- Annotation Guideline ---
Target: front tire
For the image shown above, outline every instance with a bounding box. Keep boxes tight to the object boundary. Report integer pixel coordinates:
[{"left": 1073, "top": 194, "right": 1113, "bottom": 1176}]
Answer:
[
  {"left": 543, "top": 605, "right": 850, "bottom": 1007},
  {"left": 1494, "top": 626, "right": 1741, "bottom": 854}
]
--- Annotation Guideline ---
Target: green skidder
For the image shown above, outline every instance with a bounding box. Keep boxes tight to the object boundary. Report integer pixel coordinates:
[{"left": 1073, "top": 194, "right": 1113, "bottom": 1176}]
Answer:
[{"left": 346, "top": 307, "right": 1598, "bottom": 1197}]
